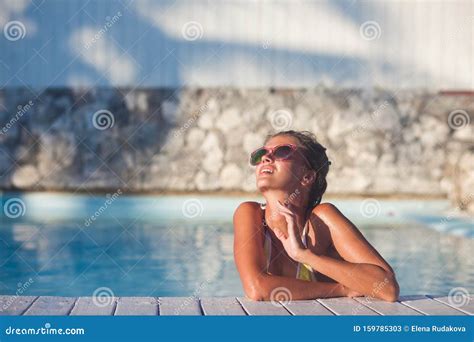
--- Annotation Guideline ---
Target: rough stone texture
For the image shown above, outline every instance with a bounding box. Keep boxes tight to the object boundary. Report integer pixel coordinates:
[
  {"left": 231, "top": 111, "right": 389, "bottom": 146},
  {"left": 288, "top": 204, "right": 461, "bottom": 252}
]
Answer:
[{"left": 0, "top": 87, "right": 472, "bottom": 212}]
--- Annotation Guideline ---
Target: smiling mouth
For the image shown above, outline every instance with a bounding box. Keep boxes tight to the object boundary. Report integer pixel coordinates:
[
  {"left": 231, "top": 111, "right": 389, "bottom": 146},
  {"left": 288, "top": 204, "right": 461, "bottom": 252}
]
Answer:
[{"left": 259, "top": 167, "right": 274, "bottom": 175}]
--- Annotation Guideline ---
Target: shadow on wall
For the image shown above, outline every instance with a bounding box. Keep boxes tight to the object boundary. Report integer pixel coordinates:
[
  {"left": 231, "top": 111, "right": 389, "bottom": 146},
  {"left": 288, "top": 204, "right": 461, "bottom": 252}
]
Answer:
[{"left": 0, "top": 0, "right": 459, "bottom": 88}]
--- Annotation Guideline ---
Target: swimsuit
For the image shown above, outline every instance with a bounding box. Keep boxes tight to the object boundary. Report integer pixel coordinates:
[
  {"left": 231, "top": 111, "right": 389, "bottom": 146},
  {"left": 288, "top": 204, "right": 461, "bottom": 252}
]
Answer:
[{"left": 261, "top": 204, "right": 317, "bottom": 281}]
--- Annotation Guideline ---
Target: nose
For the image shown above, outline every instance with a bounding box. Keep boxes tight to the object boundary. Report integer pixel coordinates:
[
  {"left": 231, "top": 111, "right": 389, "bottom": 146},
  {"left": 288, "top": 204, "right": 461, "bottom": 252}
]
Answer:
[{"left": 261, "top": 152, "right": 274, "bottom": 164}]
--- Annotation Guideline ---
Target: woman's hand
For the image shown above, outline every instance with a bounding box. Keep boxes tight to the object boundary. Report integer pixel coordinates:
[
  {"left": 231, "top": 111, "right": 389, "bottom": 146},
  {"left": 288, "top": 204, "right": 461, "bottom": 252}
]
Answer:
[{"left": 273, "top": 200, "right": 308, "bottom": 263}]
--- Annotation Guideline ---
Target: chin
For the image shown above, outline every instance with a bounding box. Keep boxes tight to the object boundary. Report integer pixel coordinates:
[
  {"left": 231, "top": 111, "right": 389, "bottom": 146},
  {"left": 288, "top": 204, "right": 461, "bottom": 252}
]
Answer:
[
  {"left": 256, "top": 182, "right": 267, "bottom": 192},
  {"left": 256, "top": 179, "right": 283, "bottom": 192},
  {"left": 256, "top": 179, "right": 271, "bottom": 192}
]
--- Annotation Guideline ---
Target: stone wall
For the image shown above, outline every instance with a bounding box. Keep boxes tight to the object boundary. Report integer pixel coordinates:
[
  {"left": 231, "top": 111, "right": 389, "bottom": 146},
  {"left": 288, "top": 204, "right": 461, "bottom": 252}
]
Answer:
[{"left": 0, "top": 87, "right": 472, "bottom": 212}]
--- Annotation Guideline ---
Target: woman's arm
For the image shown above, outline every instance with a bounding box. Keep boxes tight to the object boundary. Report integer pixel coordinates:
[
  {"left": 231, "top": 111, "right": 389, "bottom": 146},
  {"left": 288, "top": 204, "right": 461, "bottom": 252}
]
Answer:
[
  {"left": 274, "top": 202, "right": 399, "bottom": 302},
  {"left": 242, "top": 273, "right": 350, "bottom": 301},
  {"left": 306, "top": 203, "right": 399, "bottom": 302},
  {"left": 233, "top": 201, "right": 351, "bottom": 301},
  {"left": 299, "top": 252, "right": 398, "bottom": 302}
]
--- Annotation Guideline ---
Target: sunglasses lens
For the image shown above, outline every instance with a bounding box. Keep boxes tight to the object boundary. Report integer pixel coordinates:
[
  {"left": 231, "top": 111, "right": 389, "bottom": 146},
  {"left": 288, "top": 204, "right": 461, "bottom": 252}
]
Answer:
[
  {"left": 250, "top": 148, "right": 268, "bottom": 165},
  {"left": 273, "top": 145, "right": 294, "bottom": 159}
]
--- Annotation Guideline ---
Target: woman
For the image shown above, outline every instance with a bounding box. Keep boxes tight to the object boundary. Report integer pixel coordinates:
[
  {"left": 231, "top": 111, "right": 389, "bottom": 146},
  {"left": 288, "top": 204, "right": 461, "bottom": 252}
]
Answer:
[{"left": 233, "top": 130, "right": 399, "bottom": 302}]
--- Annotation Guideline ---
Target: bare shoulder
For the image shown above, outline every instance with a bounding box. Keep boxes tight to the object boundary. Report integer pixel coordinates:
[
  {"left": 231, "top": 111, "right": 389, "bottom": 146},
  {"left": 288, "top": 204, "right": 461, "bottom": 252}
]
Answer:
[
  {"left": 233, "top": 201, "right": 262, "bottom": 224},
  {"left": 311, "top": 202, "right": 342, "bottom": 218},
  {"left": 311, "top": 202, "right": 361, "bottom": 237},
  {"left": 310, "top": 202, "right": 352, "bottom": 233},
  {"left": 234, "top": 201, "right": 261, "bottom": 215},
  {"left": 233, "top": 201, "right": 266, "bottom": 246}
]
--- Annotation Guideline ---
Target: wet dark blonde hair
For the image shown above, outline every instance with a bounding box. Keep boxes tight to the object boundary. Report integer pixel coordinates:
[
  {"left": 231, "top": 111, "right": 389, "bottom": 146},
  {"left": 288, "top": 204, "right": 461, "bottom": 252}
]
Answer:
[{"left": 265, "top": 130, "right": 331, "bottom": 209}]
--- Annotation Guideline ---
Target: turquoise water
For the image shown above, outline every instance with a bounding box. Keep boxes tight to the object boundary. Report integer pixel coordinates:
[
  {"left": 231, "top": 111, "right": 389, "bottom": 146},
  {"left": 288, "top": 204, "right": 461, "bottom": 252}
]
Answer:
[{"left": 1, "top": 192, "right": 473, "bottom": 297}]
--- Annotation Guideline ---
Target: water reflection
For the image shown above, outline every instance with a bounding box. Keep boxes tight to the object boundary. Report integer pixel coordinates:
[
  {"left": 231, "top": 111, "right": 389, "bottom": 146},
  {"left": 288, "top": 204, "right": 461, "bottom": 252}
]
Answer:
[{"left": 0, "top": 221, "right": 472, "bottom": 296}]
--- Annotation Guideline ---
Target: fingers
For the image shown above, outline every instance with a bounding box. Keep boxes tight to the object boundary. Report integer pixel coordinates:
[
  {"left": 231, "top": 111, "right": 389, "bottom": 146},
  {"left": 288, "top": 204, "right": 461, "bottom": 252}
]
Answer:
[
  {"left": 276, "top": 209, "right": 298, "bottom": 241},
  {"left": 276, "top": 201, "right": 296, "bottom": 223},
  {"left": 276, "top": 200, "right": 293, "bottom": 214},
  {"left": 276, "top": 201, "right": 306, "bottom": 245}
]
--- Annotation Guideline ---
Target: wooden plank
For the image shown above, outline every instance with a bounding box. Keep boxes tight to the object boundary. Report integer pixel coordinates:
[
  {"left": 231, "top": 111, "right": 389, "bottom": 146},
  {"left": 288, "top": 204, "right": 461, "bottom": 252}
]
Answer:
[
  {"left": 282, "top": 300, "right": 334, "bottom": 316},
  {"left": 158, "top": 297, "right": 202, "bottom": 315},
  {"left": 399, "top": 295, "right": 466, "bottom": 315},
  {"left": 23, "top": 296, "right": 76, "bottom": 316},
  {"left": 317, "top": 297, "right": 379, "bottom": 315},
  {"left": 3, "top": 295, "right": 473, "bottom": 316},
  {"left": 0, "top": 296, "right": 38, "bottom": 316},
  {"left": 354, "top": 297, "right": 422, "bottom": 315},
  {"left": 200, "top": 297, "right": 246, "bottom": 315},
  {"left": 70, "top": 297, "right": 116, "bottom": 316},
  {"left": 114, "top": 297, "right": 158, "bottom": 316},
  {"left": 429, "top": 295, "right": 474, "bottom": 315},
  {"left": 236, "top": 297, "right": 290, "bottom": 315}
]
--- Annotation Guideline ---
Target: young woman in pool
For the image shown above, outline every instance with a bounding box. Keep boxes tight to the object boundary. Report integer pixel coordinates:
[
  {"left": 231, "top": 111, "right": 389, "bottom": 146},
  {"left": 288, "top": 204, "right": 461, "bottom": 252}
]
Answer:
[{"left": 233, "top": 130, "right": 399, "bottom": 302}]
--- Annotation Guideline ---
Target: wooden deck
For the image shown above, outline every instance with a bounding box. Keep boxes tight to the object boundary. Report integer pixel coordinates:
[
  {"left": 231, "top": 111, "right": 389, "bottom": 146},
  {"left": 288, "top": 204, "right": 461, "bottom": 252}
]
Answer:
[{"left": 0, "top": 295, "right": 472, "bottom": 316}]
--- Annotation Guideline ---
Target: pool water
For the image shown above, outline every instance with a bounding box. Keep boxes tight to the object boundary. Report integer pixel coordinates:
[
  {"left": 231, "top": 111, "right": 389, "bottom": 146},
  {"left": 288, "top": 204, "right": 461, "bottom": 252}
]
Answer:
[{"left": 0, "top": 193, "right": 473, "bottom": 297}]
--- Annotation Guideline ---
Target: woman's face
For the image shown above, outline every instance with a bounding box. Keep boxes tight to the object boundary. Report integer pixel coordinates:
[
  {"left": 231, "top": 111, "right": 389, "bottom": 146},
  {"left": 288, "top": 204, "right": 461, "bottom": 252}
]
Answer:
[{"left": 255, "top": 135, "right": 312, "bottom": 193}]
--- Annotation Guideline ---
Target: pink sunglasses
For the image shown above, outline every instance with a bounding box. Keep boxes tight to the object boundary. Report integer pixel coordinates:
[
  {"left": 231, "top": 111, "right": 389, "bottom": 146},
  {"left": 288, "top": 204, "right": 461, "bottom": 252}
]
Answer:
[{"left": 250, "top": 144, "right": 311, "bottom": 167}]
